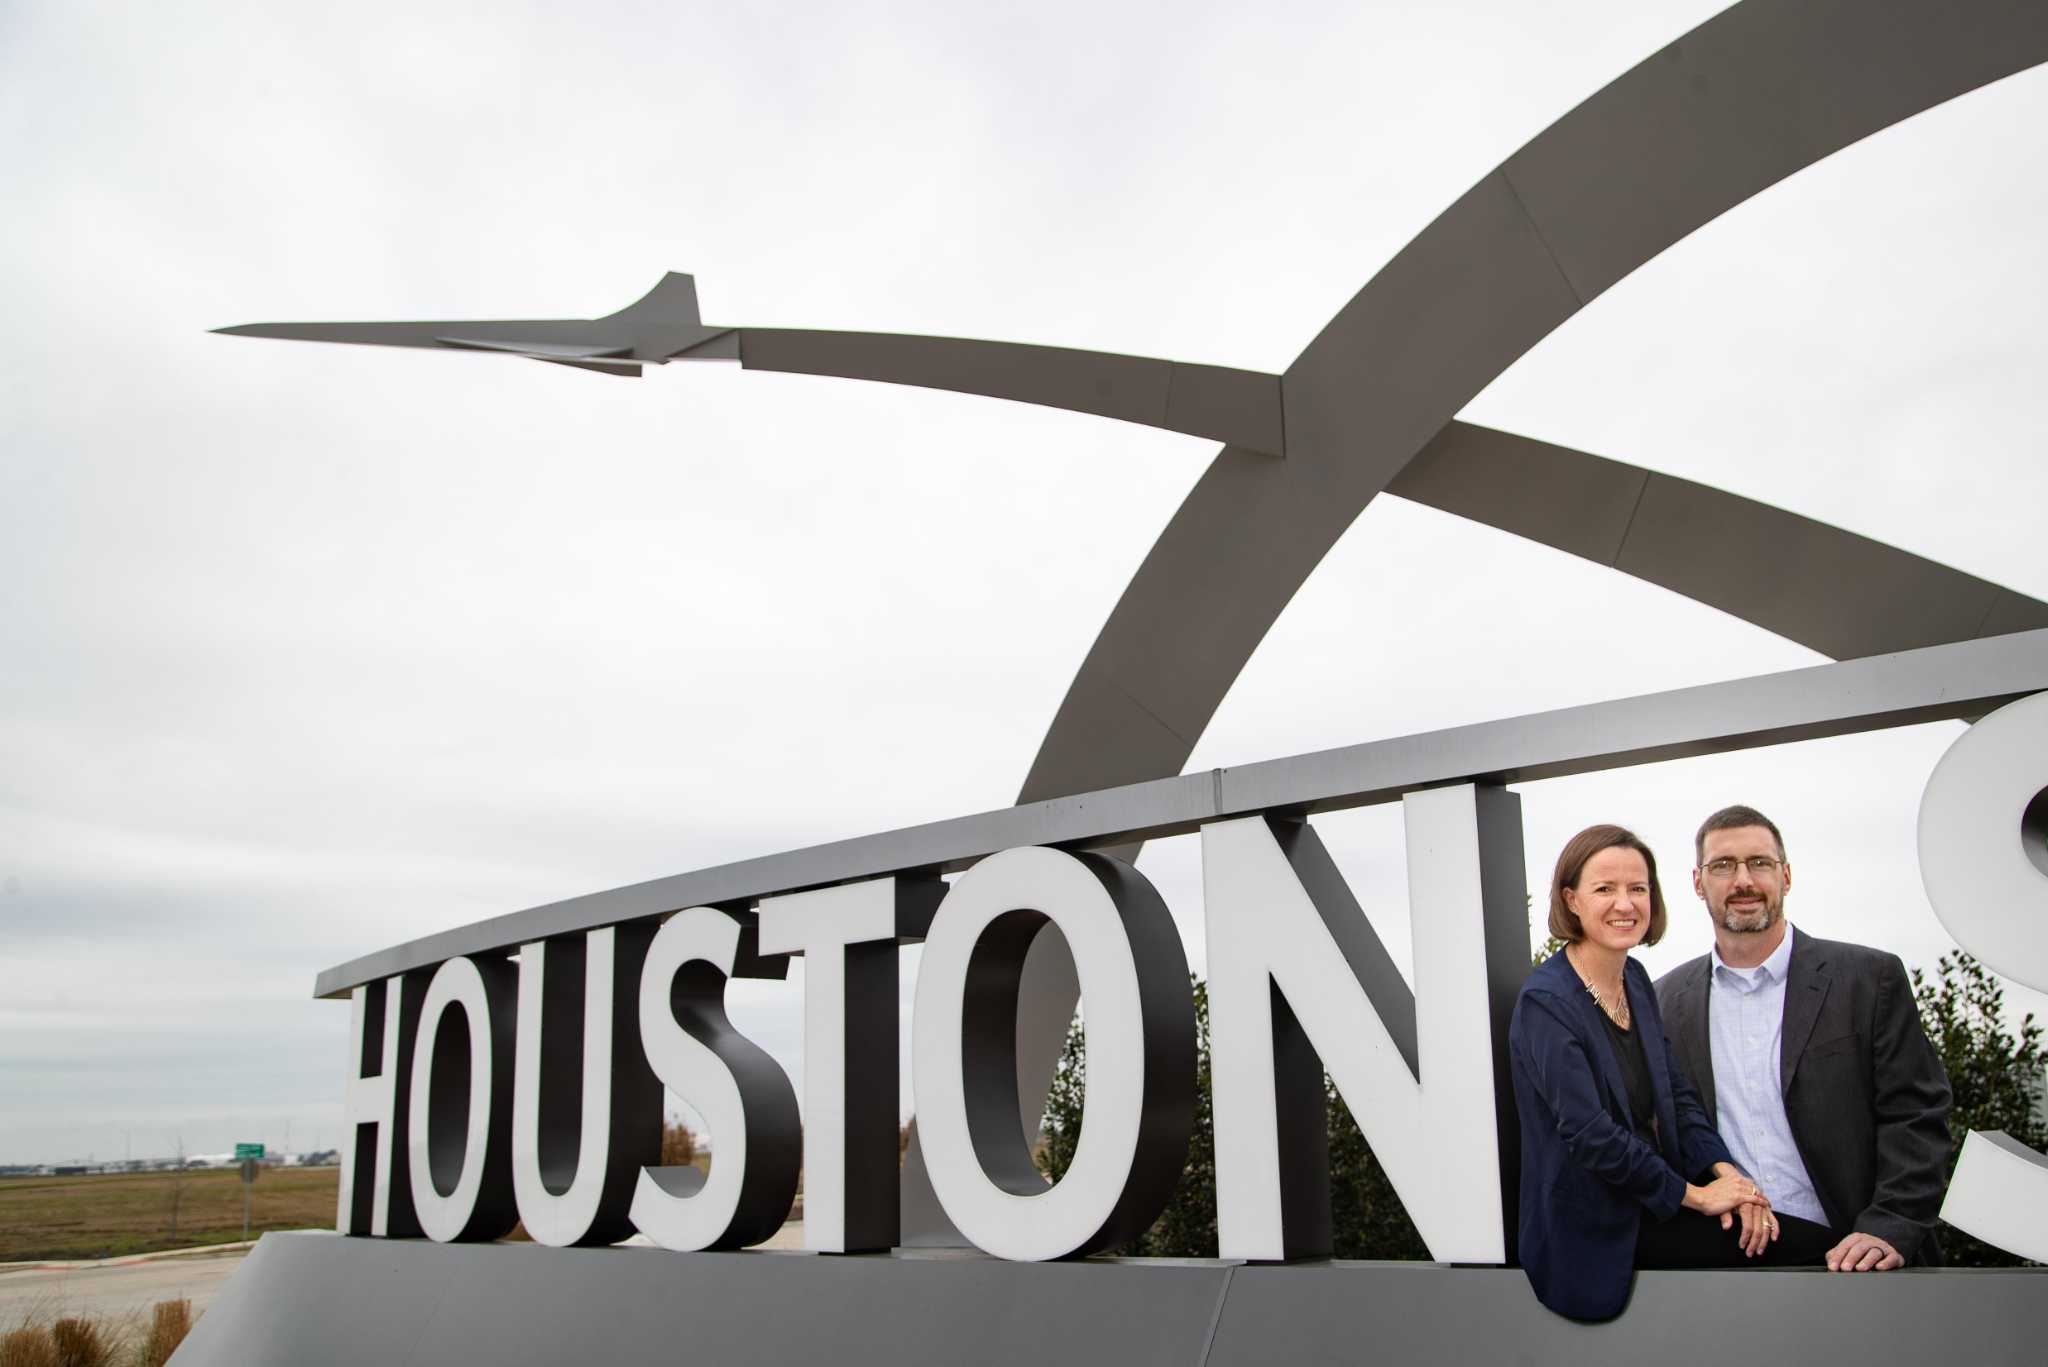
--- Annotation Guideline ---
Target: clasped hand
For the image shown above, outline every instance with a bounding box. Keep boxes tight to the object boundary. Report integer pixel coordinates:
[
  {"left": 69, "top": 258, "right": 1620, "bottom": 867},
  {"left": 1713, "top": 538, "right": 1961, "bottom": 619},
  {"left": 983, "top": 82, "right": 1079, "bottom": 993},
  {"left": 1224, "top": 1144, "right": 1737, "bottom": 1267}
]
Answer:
[{"left": 1686, "top": 1164, "right": 1778, "bottom": 1257}]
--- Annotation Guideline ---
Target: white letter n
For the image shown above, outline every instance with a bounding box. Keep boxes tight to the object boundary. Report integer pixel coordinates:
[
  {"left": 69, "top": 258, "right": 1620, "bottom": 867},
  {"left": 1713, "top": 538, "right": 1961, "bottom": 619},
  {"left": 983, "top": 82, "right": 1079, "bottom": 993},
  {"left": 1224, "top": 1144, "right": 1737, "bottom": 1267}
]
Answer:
[{"left": 1202, "top": 783, "right": 1524, "bottom": 1262}]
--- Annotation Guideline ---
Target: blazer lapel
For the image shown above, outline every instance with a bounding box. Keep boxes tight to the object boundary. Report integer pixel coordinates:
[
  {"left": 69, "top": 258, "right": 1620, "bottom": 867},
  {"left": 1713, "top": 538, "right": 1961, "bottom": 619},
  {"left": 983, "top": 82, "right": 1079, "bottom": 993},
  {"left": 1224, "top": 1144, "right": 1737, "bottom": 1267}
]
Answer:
[
  {"left": 1668, "top": 960, "right": 1715, "bottom": 1121},
  {"left": 1628, "top": 967, "right": 1682, "bottom": 1161},
  {"left": 1780, "top": 930, "right": 1831, "bottom": 1095},
  {"left": 1569, "top": 975, "right": 1632, "bottom": 1116}
]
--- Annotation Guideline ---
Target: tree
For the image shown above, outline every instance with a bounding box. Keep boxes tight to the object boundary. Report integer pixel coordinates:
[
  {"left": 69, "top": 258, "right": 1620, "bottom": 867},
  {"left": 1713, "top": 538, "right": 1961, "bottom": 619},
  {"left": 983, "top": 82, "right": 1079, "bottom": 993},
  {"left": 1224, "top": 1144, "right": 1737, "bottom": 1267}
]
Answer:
[
  {"left": 1912, "top": 951, "right": 2046, "bottom": 1267},
  {"left": 1035, "top": 981, "right": 1213, "bottom": 1255},
  {"left": 1037, "top": 976, "right": 1425, "bottom": 1258},
  {"left": 1324, "top": 1073, "right": 1429, "bottom": 1260},
  {"left": 661, "top": 1121, "right": 698, "bottom": 1168}
]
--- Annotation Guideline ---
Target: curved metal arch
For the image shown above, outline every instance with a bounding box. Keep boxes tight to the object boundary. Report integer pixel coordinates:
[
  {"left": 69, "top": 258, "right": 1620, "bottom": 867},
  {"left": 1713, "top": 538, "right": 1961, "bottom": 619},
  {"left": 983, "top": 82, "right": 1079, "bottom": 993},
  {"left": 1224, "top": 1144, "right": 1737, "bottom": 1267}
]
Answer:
[
  {"left": 1394, "top": 423, "right": 2048, "bottom": 660},
  {"left": 736, "top": 330, "right": 1286, "bottom": 456},
  {"left": 1024, "top": 0, "right": 2048, "bottom": 808},
  {"left": 217, "top": 6, "right": 2048, "bottom": 722},
  {"left": 900, "top": 0, "right": 2048, "bottom": 1243}
]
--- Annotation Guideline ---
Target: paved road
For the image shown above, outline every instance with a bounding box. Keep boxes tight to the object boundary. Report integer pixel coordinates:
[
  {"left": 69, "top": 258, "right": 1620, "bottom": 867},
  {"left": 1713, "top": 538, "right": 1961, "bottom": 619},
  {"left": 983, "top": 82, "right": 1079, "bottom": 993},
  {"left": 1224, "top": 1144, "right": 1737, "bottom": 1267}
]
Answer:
[
  {"left": 0, "top": 1221, "right": 807, "bottom": 1326},
  {"left": 0, "top": 1249, "right": 248, "bottom": 1323}
]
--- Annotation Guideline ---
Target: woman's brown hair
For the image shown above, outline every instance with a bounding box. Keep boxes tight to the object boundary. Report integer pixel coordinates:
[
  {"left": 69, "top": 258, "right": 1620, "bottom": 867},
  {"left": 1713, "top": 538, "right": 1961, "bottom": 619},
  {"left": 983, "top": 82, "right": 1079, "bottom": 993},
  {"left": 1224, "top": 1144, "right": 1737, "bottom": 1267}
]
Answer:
[{"left": 1547, "top": 823, "right": 1667, "bottom": 947}]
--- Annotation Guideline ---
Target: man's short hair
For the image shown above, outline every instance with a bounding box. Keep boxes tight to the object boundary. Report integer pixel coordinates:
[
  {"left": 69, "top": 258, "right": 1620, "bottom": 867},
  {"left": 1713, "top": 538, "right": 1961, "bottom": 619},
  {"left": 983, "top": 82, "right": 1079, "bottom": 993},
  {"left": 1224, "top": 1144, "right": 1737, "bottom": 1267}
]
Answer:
[{"left": 1694, "top": 804, "right": 1787, "bottom": 865}]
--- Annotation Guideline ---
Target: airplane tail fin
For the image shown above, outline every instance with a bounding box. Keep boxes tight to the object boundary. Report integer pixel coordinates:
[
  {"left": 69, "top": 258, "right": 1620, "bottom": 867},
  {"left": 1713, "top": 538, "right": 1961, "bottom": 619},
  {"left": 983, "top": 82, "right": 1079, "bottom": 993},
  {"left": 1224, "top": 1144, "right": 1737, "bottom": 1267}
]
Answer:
[
  {"left": 600, "top": 272, "right": 731, "bottom": 361},
  {"left": 604, "top": 272, "right": 701, "bottom": 326}
]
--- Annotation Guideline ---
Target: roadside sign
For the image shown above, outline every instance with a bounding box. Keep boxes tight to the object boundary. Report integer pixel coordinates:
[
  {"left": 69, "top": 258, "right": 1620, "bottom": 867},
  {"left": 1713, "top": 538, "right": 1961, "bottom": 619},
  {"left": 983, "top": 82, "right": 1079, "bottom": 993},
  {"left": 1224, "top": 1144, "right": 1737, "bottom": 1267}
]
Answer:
[{"left": 239, "top": 1156, "right": 261, "bottom": 1239}]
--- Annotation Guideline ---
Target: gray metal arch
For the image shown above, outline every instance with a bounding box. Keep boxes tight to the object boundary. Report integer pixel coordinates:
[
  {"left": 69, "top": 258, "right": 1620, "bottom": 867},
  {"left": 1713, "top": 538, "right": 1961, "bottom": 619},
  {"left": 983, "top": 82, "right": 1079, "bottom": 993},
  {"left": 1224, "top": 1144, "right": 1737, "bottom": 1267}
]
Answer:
[
  {"left": 1392, "top": 423, "right": 2048, "bottom": 661},
  {"left": 1024, "top": 0, "right": 2048, "bottom": 808},
  {"left": 928, "top": 0, "right": 2048, "bottom": 1241}
]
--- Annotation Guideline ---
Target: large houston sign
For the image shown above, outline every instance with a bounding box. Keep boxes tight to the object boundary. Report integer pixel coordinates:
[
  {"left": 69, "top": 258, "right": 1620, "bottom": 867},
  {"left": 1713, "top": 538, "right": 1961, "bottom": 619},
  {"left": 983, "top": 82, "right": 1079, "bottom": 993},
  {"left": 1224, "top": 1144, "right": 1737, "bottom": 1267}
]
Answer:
[
  {"left": 311, "top": 662, "right": 2048, "bottom": 1266},
  {"left": 227, "top": 0, "right": 2048, "bottom": 1282}
]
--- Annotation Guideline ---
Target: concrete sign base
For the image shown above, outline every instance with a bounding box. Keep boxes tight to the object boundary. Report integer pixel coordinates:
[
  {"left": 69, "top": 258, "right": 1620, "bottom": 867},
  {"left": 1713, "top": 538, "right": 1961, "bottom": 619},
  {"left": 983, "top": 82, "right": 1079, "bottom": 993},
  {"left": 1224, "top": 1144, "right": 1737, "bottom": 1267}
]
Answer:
[{"left": 173, "top": 1232, "right": 2045, "bottom": 1366}]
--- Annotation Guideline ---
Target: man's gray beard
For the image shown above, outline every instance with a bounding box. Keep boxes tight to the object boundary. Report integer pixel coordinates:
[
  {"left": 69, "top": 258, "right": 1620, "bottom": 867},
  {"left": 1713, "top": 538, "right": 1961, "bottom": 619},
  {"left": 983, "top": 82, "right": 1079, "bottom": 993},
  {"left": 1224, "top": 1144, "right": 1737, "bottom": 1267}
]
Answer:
[{"left": 1719, "top": 901, "right": 1781, "bottom": 935}]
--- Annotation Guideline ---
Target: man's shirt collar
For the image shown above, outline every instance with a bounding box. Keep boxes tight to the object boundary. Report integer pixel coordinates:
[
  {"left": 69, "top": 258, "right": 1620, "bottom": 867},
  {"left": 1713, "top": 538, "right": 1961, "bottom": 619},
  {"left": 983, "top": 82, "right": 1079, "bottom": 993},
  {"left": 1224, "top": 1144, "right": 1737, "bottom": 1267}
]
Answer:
[{"left": 1712, "top": 922, "right": 1796, "bottom": 987}]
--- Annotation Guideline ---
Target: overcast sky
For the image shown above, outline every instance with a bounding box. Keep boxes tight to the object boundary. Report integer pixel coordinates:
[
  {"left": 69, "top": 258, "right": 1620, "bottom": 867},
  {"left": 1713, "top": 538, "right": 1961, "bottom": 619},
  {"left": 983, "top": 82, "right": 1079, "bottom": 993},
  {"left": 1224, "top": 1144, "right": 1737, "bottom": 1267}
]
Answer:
[{"left": 3, "top": 0, "right": 2044, "bottom": 1166}]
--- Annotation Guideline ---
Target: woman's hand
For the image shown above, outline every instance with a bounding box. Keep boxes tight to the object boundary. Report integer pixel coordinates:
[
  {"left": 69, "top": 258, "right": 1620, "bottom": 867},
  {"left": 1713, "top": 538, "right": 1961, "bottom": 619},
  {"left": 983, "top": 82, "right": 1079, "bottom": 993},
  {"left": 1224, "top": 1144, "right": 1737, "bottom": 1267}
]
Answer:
[
  {"left": 1683, "top": 1169, "right": 1771, "bottom": 1220},
  {"left": 1705, "top": 1163, "right": 1780, "bottom": 1256}
]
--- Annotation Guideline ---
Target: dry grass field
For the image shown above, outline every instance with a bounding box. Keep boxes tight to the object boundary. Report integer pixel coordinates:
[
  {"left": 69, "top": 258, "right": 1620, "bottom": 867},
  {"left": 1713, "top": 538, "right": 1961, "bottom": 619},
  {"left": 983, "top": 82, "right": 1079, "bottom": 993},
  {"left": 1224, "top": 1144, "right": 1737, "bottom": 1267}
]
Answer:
[{"left": 0, "top": 1167, "right": 337, "bottom": 1263}]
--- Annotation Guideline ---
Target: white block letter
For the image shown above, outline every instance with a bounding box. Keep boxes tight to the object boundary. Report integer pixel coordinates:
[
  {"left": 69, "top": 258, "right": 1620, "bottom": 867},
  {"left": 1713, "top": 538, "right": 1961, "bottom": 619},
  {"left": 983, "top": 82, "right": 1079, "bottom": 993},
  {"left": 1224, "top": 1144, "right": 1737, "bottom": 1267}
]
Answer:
[
  {"left": 1920, "top": 691, "right": 2048, "bottom": 1261},
  {"left": 912, "top": 847, "right": 1193, "bottom": 1261},
  {"left": 338, "top": 976, "right": 409, "bottom": 1236},
  {"left": 512, "top": 926, "right": 662, "bottom": 1246},
  {"left": 630, "top": 907, "right": 800, "bottom": 1250},
  {"left": 758, "top": 879, "right": 938, "bottom": 1252},
  {"left": 1203, "top": 786, "right": 1520, "bottom": 1262},
  {"left": 408, "top": 955, "right": 518, "bottom": 1243}
]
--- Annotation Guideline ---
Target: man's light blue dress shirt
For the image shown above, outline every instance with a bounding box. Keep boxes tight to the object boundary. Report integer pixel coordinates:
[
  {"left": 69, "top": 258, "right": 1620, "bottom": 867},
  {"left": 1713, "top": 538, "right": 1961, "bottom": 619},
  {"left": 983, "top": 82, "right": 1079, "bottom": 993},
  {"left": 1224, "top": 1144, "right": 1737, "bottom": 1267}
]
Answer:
[{"left": 1708, "top": 923, "right": 1827, "bottom": 1225}]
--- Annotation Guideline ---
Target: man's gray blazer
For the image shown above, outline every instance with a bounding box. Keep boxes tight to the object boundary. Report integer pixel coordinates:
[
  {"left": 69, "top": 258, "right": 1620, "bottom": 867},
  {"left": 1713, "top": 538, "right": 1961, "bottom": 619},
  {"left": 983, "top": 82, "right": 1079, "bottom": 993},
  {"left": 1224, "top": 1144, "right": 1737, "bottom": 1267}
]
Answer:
[{"left": 1654, "top": 929, "right": 1953, "bottom": 1263}]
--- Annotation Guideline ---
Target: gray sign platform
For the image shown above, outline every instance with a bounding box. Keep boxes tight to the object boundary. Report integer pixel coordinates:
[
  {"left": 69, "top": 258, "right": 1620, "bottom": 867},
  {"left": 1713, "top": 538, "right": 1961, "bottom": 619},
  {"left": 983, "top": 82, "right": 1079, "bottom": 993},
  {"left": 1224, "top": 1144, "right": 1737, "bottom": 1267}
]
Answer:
[{"left": 173, "top": 1232, "right": 2046, "bottom": 1365}]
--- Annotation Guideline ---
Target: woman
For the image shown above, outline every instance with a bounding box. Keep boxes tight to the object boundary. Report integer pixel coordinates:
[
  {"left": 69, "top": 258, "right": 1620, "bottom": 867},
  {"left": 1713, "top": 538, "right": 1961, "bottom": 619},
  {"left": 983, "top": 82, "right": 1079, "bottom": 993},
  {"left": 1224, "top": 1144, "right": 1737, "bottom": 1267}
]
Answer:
[{"left": 1510, "top": 824, "right": 1776, "bottom": 1321}]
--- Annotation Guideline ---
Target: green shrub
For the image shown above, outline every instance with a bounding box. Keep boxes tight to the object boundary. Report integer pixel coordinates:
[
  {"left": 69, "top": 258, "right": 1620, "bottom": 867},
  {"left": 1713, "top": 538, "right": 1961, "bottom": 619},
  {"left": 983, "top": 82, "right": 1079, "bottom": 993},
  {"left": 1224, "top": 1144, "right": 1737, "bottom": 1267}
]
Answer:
[
  {"left": 1914, "top": 951, "right": 2047, "bottom": 1267},
  {"left": 1038, "top": 976, "right": 1425, "bottom": 1258}
]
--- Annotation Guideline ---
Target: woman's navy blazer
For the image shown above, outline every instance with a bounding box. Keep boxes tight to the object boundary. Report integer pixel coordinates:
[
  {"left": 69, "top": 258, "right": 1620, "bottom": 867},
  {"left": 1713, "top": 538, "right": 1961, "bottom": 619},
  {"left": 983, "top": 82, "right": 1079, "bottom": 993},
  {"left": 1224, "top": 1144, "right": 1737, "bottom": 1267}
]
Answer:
[{"left": 1509, "top": 950, "right": 1733, "bottom": 1321}]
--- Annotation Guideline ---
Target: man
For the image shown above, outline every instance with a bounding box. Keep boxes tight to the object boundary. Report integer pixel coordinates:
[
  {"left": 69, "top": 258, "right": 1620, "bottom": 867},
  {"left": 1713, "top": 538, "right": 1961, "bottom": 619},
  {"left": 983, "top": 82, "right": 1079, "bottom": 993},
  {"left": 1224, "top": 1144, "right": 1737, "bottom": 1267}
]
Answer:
[{"left": 1654, "top": 804, "right": 1953, "bottom": 1270}]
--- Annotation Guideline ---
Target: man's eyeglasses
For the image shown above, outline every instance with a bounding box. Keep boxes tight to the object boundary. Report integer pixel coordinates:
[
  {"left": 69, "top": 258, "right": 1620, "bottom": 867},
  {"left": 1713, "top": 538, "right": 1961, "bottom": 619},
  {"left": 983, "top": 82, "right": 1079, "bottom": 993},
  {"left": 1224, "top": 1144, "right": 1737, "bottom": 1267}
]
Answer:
[{"left": 1701, "top": 855, "right": 1783, "bottom": 879}]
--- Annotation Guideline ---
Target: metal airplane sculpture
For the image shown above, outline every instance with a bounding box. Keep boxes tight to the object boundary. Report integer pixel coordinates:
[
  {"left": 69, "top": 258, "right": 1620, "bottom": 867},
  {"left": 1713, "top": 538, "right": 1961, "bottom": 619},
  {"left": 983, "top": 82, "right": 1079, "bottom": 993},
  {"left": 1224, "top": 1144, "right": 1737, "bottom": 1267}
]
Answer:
[
  {"left": 216, "top": 273, "right": 1295, "bottom": 453},
  {"left": 215, "top": 273, "right": 736, "bottom": 378}
]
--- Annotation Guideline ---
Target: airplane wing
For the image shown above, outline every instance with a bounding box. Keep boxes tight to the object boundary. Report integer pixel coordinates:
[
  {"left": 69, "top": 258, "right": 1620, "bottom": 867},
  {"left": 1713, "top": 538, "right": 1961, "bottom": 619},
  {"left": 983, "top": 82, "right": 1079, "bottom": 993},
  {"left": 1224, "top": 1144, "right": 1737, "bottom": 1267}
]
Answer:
[{"left": 212, "top": 272, "right": 735, "bottom": 377}]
